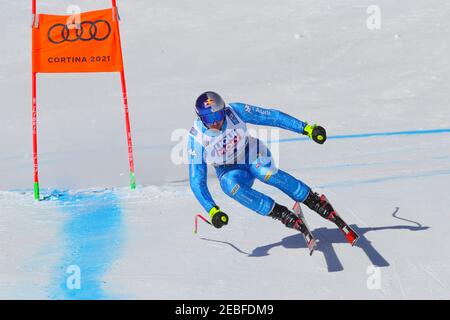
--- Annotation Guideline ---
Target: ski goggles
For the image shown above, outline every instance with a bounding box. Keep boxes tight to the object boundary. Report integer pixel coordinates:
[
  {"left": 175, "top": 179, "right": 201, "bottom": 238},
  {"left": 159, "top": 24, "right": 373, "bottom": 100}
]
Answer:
[{"left": 199, "top": 109, "right": 225, "bottom": 126}]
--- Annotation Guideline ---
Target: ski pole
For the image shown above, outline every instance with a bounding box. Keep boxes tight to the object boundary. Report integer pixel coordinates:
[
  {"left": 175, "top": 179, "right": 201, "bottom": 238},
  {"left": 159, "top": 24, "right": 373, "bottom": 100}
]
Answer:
[{"left": 194, "top": 214, "right": 211, "bottom": 234}]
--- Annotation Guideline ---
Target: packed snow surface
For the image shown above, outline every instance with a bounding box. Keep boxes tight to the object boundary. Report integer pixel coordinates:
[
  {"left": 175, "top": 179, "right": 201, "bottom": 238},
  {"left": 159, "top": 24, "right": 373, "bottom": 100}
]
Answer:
[{"left": 0, "top": 0, "right": 449, "bottom": 299}]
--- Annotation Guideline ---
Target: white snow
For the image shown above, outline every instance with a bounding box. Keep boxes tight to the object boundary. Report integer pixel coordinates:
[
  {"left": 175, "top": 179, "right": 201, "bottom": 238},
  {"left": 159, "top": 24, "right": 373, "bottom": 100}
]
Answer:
[{"left": 0, "top": 0, "right": 449, "bottom": 299}]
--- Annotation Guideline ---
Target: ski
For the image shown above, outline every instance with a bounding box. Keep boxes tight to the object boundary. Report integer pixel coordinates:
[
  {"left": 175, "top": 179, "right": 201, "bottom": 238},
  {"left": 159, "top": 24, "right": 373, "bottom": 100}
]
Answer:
[
  {"left": 293, "top": 202, "right": 316, "bottom": 255},
  {"left": 321, "top": 195, "right": 359, "bottom": 246}
]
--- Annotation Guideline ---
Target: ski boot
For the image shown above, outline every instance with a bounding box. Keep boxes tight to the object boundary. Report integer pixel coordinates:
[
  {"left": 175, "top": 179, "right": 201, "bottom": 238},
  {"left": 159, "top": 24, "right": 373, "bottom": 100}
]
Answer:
[
  {"left": 269, "top": 203, "right": 316, "bottom": 254},
  {"left": 303, "top": 192, "right": 359, "bottom": 246},
  {"left": 269, "top": 203, "right": 306, "bottom": 232}
]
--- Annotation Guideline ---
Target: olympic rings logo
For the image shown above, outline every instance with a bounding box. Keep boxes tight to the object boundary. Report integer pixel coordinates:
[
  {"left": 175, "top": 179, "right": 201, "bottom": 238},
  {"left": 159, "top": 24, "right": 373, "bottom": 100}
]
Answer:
[{"left": 47, "top": 20, "right": 112, "bottom": 44}]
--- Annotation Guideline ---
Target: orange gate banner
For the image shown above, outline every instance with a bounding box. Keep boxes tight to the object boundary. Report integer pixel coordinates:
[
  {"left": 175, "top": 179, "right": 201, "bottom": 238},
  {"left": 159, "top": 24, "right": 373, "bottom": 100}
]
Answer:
[{"left": 32, "top": 8, "right": 123, "bottom": 73}]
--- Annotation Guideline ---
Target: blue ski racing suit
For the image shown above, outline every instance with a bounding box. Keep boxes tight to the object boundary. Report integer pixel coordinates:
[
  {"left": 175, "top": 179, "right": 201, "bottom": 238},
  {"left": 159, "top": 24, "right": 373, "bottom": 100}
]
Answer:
[{"left": 188, "top": 102, "right": 319, "bottom": 220}]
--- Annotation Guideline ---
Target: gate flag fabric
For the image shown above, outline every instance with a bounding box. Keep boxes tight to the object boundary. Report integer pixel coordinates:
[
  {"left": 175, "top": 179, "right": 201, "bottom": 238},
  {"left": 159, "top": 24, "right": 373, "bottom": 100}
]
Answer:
[{"left": 32, "top": 8, "right": 123, "bottom": 73}]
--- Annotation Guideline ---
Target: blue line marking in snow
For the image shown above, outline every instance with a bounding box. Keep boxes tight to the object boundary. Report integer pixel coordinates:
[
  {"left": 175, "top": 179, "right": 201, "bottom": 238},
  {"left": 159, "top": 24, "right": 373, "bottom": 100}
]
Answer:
[
  {"left": 2, "top": 128, "right": 448, "bottom": 163},
  {"left": 318, "top": 169, "right": 450, "bottom": 189},
  {"left": 48, "top": 189, "right": 124, "bottom": 300},
  {"left": 135, "top": 128, "right": 450, "bottom": 151},
  {"left": 271, "top": 128, "right": 450, "bottom": 144}
]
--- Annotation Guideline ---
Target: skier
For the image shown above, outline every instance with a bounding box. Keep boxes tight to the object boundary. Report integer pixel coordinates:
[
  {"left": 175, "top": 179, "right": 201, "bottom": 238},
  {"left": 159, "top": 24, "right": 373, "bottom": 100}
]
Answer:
[{"left": 188, "top": 91, "right": 358, "bottom": 245}]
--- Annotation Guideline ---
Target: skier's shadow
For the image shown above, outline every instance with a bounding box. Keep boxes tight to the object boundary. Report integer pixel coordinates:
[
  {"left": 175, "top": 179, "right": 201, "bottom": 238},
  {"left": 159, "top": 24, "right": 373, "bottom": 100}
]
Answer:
[{"left": 249, "top": 208, "right": 429, "bottom": 272}]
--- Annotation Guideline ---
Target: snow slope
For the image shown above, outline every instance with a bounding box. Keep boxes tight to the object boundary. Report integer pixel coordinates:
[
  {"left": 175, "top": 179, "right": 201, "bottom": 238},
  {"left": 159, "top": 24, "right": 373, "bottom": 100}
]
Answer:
[{"left": 0, "top": 0, "right": 449, "bottom": 299}]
